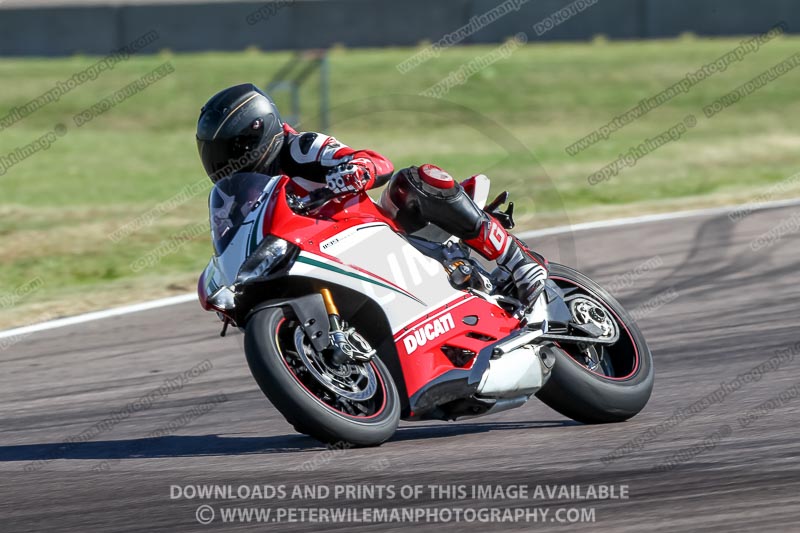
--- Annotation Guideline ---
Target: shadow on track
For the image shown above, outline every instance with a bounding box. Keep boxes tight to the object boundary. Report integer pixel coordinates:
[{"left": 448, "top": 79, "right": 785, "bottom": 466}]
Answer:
[
  {"left": 0, "top": 420, "right": 577, "bottom": 462},
  {"left": 390, "top": 420, "right": 579, "bottom": 442},
  {"left": 0, "top": 434, "right": 320, "bottom": 462}
]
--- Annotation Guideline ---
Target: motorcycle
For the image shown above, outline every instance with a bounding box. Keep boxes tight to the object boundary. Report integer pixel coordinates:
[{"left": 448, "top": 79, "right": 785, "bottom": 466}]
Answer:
[{"left": 198, "top": 172, "right": 654, "bottom": 446}]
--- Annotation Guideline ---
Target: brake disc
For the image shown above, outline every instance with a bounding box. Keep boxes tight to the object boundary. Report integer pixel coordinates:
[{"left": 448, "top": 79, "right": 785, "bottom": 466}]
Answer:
[{"left": 293, "top": 327, "right": 377, "bottom": 401}]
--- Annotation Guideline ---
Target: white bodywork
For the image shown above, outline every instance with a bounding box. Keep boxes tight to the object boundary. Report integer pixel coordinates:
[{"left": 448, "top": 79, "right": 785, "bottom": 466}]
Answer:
[{"left": 290, "top": 223, "right": 466, "bottom": 333}]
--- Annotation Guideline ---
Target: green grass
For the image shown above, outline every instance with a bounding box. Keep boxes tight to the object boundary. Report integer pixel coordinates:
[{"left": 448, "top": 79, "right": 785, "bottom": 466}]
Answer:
[{"left": 2, "top": 36, "right": 800, "bottom": 327}]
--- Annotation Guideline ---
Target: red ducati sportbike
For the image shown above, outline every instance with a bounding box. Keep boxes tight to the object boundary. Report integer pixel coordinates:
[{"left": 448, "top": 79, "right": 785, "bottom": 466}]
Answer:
[{"left": 198, "top": 172, "right": 654, "bottom": 446}]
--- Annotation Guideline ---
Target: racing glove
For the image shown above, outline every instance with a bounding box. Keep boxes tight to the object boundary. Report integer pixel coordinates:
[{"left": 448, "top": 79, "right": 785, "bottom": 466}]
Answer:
[{"left": 325, "top": 161, "right": 372, "bottom": 195}]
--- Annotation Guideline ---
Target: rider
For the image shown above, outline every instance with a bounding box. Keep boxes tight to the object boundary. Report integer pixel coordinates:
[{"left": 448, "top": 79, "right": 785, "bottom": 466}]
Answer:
[{"left": 196, "top": 84, "right": 547, "bottom": 305}]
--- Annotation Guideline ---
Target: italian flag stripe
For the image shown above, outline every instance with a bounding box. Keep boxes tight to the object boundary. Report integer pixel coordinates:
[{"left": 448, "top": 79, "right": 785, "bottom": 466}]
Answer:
[{"left": 296, "top": 255, "right": 424, "bottom": 304}]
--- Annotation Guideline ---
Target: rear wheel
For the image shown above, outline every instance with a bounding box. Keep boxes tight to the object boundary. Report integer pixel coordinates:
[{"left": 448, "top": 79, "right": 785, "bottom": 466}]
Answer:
[
  {"left": 245, "top": 307, "right": 400, "bottom": 446},
  {"left": 534, "top": 263, "right": 654, "bottom": 423}
]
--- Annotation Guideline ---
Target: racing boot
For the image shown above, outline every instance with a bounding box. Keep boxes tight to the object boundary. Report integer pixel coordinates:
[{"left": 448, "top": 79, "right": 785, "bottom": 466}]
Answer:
[{"left": 464, "top": 215, "right": 548, "bottom": 307}]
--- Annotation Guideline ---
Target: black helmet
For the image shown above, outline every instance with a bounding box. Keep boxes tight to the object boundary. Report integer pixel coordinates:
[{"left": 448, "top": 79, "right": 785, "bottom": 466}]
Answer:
[{"left": 196, "top": 83, "right": 284, "bottom": 183}]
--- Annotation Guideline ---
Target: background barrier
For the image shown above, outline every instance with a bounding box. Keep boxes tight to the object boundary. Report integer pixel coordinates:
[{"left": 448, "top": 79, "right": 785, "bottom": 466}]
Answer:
[{"left": 0, "top": 0, "right": 797, "bottom": 56}]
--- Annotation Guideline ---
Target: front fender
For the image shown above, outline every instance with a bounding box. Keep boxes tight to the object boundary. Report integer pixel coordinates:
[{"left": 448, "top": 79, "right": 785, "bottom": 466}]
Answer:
[{"left": 246, "top": 294, "right": 331, "bottom": 353}]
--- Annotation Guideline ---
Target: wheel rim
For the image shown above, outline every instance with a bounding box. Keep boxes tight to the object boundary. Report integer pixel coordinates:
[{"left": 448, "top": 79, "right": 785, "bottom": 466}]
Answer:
[
  {"left": 275, "top": 319, "right": 388, "bottom": 419},
  {"left": 550, "top": 276, "right": 640, "bottom": 381}
]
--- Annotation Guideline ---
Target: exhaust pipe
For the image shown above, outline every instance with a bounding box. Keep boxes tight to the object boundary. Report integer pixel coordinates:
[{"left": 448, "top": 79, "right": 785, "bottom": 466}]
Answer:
[{"left": 477, "top": 344, "right": 552, "bottom": 398}]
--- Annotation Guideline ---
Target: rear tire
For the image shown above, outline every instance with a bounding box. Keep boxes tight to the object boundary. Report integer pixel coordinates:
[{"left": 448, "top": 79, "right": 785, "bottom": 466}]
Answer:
[
  {"left": 245, "top": 307, "right": 401, "bottom": 446},
  {"left": 534, "top": 263, "right": 654, "bottom": 423}
]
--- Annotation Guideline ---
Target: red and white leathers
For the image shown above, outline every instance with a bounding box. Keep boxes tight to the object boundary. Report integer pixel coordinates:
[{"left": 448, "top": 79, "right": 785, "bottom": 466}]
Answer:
[{"left": 274, "top": 124, "right": 394, "bottom": 196}]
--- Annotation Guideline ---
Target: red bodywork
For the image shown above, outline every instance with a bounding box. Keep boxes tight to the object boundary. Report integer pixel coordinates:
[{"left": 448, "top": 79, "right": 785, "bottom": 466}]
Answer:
[
  {"left": 391, "top": 295, "right": 518, "bottom": 400},
  {"left": 224, "top": 176, "right": 523, "bottom": 408},
  {"left": 264, "top": 176, "right": 403, "bottom": 251}
]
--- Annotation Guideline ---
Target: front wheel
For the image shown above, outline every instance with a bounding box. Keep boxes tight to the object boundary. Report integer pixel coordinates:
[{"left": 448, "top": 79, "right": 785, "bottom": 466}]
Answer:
[
  {"left": 534, "top": 263, "right": 654, "bottom": 424},
  {"left": 244, "top": 307, "right": 401, "bottom": 446}
]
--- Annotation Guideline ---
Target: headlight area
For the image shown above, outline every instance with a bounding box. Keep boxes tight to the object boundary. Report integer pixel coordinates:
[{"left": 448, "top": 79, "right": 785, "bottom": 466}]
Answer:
[
  {"left": 206, "top": 285, "right": 236, "bottom": 313},
  {"left": 236, "top": 235, "right": 299, "bottom": 286},
  {"left": 206, "top": 236, "right": 299, "bottom": 325}
]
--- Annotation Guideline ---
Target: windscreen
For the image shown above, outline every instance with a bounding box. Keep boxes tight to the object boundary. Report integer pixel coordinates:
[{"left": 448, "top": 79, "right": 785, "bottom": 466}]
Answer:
[{"left": 209, "top": 172, "right": 273, "bottom": 255}]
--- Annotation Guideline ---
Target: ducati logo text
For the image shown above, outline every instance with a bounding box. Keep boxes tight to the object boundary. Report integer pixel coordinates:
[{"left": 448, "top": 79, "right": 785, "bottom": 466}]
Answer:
[{"left": 403, "top": 313, "right": 456, "bottom": 354}]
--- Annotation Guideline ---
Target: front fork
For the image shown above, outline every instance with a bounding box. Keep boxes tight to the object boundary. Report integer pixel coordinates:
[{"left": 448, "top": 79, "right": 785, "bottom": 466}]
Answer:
[{"left": 320, "top": 288, "right": 375, "bottom": 364}]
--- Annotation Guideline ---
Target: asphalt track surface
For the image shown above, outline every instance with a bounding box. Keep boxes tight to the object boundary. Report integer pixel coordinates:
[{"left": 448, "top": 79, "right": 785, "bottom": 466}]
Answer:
[{"left": 2, "top": 204, "right": 800, "bottom": 532}]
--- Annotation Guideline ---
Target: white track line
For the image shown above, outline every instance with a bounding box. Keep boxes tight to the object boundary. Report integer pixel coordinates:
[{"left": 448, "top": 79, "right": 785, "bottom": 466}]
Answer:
[
  {"left": 2, "top": 196, "right": 799, "bottom": 340},
  {"left": 518, "top": 196, "right": 800, "bottom": 239},
  {"left": 0, "top": 294, "right": 197, "bottom": 340}
]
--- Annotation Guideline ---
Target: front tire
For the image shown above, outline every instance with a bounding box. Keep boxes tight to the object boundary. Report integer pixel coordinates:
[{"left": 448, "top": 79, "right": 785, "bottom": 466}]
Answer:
[
  {"left": 535, "top": 263, "right": 654, "bottom": 424},
  {"left": 244, "top": 307, "right": 401, "bottom": 446}
]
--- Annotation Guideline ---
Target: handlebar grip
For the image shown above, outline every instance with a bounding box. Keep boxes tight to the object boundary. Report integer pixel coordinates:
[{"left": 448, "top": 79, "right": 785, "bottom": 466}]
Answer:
[{"left": 309, "top": 187, "right": 336, "bottom": 202}]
